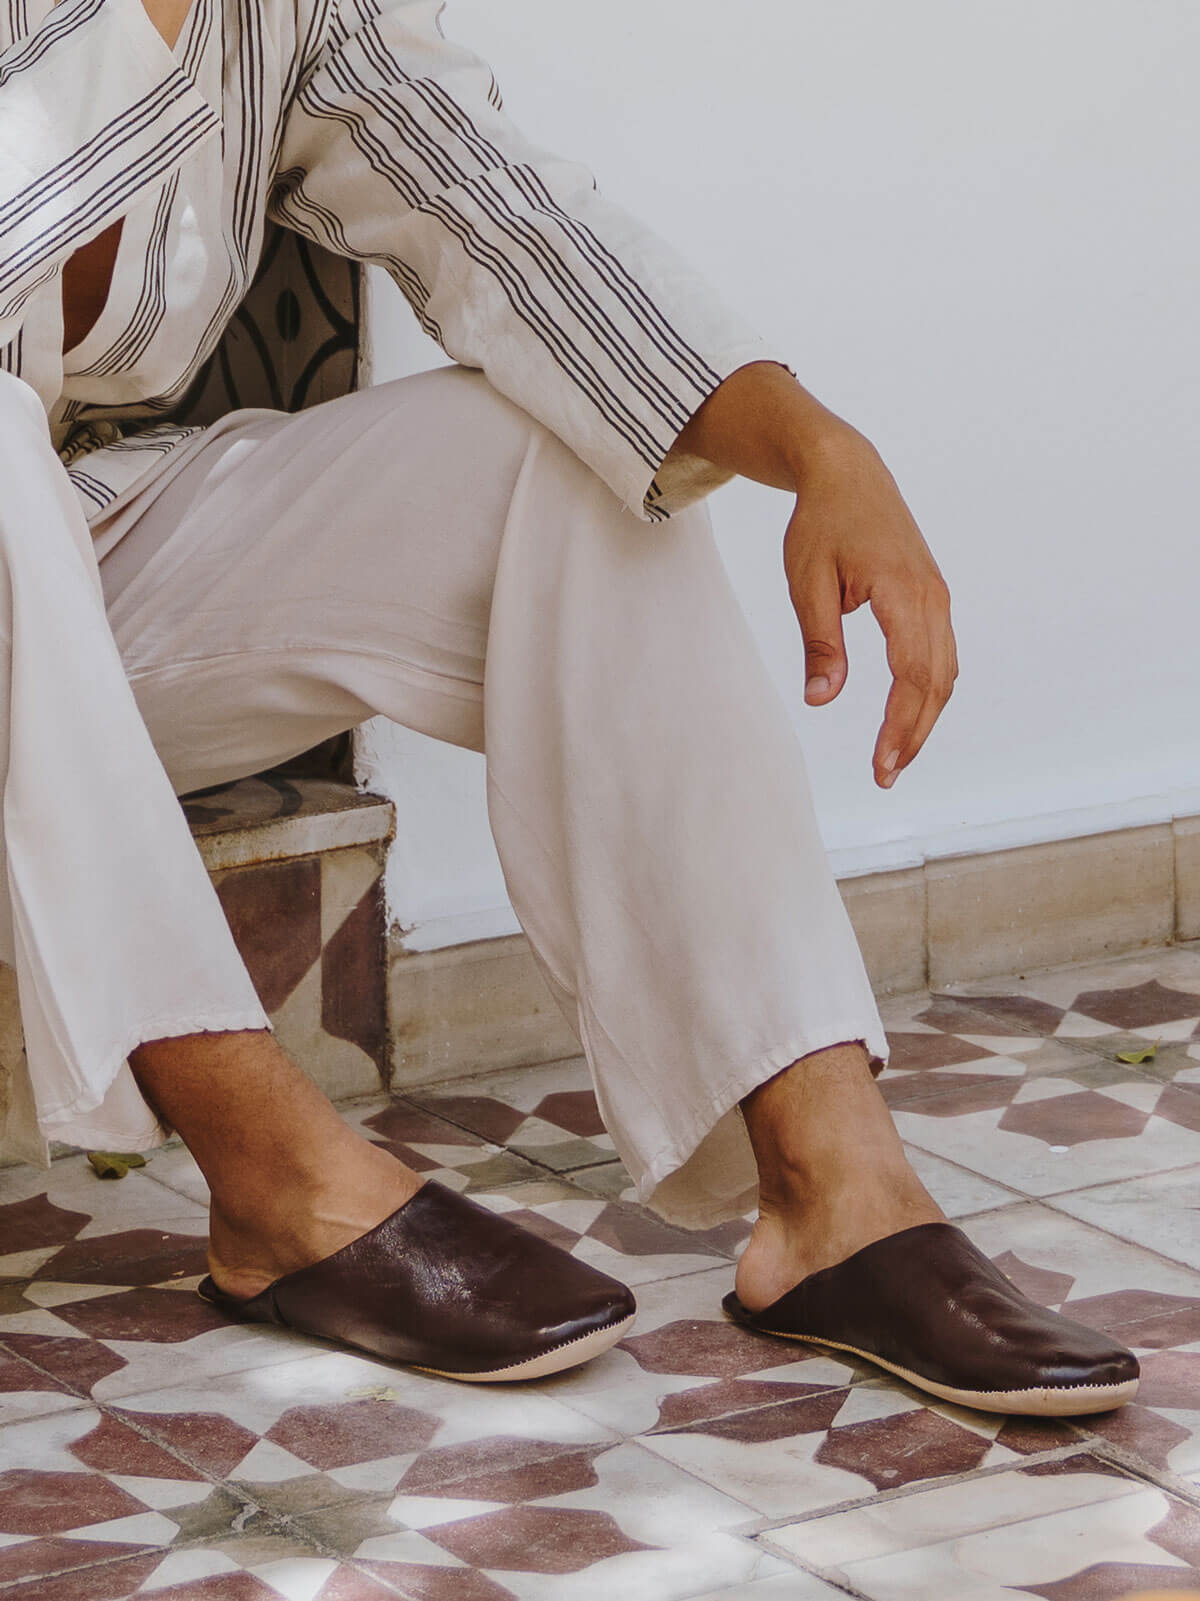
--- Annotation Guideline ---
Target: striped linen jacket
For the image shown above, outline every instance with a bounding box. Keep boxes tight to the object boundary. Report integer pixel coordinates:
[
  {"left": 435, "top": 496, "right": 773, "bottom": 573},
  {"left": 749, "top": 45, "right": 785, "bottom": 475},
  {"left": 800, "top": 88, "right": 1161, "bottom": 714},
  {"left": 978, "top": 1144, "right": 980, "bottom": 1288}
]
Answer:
[{"left": 0, "top": 0, "right": 778, "bottom": 533}]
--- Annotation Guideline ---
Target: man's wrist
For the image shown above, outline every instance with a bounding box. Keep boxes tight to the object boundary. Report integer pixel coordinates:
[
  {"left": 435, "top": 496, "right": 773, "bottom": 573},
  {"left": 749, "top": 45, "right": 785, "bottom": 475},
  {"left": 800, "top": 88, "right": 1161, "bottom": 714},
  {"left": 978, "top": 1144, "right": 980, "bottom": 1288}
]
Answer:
[{"left": 669, "top": 360, "right": 867, "bottom": 497}]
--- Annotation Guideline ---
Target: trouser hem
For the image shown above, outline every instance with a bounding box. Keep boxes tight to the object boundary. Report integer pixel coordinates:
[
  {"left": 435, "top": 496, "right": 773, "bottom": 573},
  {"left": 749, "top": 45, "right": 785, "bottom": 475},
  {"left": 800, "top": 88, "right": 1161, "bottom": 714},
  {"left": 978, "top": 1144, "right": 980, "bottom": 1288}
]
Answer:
[
  {"left": 35, "top": 1007, "right": 275, "bottom": 1150},
  {"left": 634, "top": 1017, "right": 891, "bottom": 1233}
]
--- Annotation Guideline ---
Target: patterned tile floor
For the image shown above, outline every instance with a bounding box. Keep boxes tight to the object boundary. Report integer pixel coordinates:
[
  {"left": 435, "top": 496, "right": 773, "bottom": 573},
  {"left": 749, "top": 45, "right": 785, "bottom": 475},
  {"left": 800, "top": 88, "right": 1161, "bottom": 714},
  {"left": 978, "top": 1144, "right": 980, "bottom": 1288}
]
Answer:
[{"left": 2, "top": 944, "right": 1200, "bottom": 1599}]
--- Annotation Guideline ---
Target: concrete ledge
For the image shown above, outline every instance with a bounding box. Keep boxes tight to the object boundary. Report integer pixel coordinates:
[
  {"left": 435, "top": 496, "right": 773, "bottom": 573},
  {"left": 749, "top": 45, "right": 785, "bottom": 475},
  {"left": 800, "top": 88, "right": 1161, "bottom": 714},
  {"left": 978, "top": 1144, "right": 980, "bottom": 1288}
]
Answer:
[
  {"left": 388, "top": 934, "right": 579, "bottom": 1090},
  {"left": 385, "top": 815, "right": 1200, "bottom": 1086},
  {"left": 1175, "top": 814, "right": 1200, "bottom": 940},
  {"left": 184, "top": 777, "right": 394, "bottom": 870},
  {"left": 925, "top": 823, "right": 1173, "bottom": 986}
]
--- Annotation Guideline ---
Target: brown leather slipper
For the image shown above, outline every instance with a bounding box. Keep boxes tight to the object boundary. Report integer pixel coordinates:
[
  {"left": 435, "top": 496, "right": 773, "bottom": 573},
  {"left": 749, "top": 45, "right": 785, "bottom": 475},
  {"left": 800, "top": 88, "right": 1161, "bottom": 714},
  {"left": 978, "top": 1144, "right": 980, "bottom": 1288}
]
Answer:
[
  {"left": 197, "top": 1180, "right": 636, "bottom": 1382},
  {"left": 722, "top": 1221, "right": 1139, "bottom": 1416}
]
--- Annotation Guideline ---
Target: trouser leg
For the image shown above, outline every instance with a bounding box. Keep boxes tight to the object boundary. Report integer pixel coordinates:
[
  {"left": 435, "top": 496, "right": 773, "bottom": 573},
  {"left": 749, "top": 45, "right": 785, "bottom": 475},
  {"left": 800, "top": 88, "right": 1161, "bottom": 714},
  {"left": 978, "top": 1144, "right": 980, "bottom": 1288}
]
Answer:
[
  {"left": 98, "top": 366, "right": 888, "bottom": 1229},
  {"left": 0, "top": 374, "right": 269, "bottom": 1161},
  {"left": 479, "top": 413, "right": 890, "bottom": 1228}
]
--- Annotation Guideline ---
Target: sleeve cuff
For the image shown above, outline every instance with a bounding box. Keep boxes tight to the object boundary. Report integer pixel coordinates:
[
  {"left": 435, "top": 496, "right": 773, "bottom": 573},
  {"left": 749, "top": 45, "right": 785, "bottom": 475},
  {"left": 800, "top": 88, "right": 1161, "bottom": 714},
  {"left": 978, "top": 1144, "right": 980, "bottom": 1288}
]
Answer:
[{"left": 639, "top": 352, "right": 798, "bottom": 522}]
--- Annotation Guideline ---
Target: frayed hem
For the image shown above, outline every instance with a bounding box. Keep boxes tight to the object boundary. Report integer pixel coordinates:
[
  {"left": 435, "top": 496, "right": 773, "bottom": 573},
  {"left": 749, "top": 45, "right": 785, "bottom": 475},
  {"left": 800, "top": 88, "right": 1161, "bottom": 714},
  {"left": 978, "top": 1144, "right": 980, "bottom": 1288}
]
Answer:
[
  {"left": 630, "top": 1019, "right": 891, "bottom": 1232},
  {"left": 35, "top": 1007, "right": 274, "bottom": 1141}
]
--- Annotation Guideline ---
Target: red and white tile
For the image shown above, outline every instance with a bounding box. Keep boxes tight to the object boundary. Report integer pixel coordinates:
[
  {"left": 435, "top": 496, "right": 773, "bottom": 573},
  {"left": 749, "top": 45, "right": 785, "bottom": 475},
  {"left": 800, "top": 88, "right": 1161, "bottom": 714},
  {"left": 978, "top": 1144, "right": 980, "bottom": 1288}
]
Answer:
[
  {"left": 3, "top": 942, "right": 1200, "bottom": 1598},
  {"left": 767, "top": 1455, "right": 1200, "bottom": 1599}
]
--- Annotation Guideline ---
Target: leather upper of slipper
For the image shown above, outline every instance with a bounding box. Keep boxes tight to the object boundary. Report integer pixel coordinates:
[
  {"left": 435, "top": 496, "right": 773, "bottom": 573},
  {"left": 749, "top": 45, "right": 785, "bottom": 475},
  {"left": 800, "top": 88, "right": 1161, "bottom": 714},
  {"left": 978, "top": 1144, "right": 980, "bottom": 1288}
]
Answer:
[
  {"left": 725, "top": 1221, "right": 1138, "bottom": 1395},
  {"left": 198, "top": 1179, "right": 635, "bottom": 1374}
]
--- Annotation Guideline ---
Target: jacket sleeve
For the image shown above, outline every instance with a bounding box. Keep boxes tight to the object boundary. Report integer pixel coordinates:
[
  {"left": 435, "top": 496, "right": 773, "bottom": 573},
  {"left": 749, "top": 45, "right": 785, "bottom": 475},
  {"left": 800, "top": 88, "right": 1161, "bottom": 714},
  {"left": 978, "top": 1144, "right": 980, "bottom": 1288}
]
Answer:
[
  {"left": 269, "top": 0, "right": 780, "bottom": 520},
  {"left": 0, "top": 0, "right": 221, "bottom": 346}
]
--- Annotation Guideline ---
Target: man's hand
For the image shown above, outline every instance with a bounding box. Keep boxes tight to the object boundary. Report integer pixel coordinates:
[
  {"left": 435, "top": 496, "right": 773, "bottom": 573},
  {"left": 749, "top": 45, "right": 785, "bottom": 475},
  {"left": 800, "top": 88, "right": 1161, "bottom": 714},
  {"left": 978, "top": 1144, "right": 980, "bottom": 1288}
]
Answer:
[{"left": 668, "top": 361, "right": 957, "bottom": 789}]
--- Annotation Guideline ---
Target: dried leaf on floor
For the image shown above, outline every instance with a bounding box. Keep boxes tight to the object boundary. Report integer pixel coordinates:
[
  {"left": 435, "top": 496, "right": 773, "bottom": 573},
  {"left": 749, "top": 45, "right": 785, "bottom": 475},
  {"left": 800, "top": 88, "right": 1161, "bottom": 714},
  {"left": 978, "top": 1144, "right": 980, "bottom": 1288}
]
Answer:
[
  {"left": 1115, "top": 1041, "right": 1159, "bottom": 1064},
  {"left": 87, "top": 1151, "right": 148, "bottom": 1179}
]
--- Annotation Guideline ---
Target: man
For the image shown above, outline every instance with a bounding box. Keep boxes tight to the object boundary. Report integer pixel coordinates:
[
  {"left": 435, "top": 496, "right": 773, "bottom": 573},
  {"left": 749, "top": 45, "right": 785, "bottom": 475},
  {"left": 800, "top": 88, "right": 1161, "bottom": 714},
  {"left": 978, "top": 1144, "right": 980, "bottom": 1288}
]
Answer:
[{"left": 0, "top": 0, "right": 1137, "bottom": 1409}]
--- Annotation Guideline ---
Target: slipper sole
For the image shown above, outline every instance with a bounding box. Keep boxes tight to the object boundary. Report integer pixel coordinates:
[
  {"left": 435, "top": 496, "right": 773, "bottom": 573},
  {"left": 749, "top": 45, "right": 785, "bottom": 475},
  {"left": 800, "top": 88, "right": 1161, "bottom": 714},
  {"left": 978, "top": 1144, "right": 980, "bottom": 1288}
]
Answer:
[
  {"left": 724, "top": 1307, "right": 1138, "bottom": 1416},
  {"left": 414, "top": 1312, "right": 636, "bottom": 1383},
  {"left": 199, "top": 1278, "right": 634, "bottom": 1383}
]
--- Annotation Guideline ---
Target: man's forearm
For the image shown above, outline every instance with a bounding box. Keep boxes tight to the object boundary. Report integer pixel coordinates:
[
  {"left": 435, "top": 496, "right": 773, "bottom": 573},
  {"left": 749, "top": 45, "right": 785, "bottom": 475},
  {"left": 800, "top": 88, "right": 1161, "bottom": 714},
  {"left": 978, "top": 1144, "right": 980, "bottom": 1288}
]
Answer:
[{"left": 667, "top": 360, "right": 871, "bottom": 495}]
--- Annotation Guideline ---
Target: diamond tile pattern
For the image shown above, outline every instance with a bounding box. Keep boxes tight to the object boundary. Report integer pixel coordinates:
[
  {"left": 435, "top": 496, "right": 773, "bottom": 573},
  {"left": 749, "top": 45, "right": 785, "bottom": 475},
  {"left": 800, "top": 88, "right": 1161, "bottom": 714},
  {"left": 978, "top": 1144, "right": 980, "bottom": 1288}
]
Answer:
[{"left": 1, "top": 944, "right": 1200, "bottom": 1597}]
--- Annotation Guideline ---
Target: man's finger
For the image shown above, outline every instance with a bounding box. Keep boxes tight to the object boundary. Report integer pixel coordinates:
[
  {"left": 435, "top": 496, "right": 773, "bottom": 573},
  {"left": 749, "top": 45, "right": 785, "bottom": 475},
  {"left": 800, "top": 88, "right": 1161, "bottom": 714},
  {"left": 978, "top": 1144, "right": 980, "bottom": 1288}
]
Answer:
[
  {"left": 790, "top": 557, "right": 848, "bottom": 704},
  {"left": 869, "top": 586, "right": 936, "bottom": 782},
  {"left": 873, "top": 674, "right": 927, "bottom": 785},
  {"left": 872, "top": 589, "right": 956, "bottom": 784}
]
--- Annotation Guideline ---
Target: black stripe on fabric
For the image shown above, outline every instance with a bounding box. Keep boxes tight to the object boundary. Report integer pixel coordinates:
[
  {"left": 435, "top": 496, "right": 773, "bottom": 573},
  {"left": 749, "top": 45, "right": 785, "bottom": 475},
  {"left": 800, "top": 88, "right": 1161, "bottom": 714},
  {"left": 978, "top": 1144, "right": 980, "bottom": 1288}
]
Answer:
[
  {"left": 305, "top": 43, "right": 674, "bottom": 457},
  {"left": 65, "top": 468, "right": 115, "bottom": 510},
  {"left": 0, "top": 75, "right": 200, "bottom": 233},
  {"left": 0, "top": 0, "right": 104, "bottom": 90},
  {"left": 270, "top": 167, "right": 444, "bottom": 344},
  {"left": 509, "top": 163, "right": 720, "bottom": 394},
  {"left": 378, "top": 52, "right": 721, "bottom": 394},
  {"left": 285, "top": 0, "right": 337, "bottom": 103},
  {"left": 0, "top": 258, "right": 56, "bottom": 323},
  {"left": 104, "top": 423, "right": 199, "bottom": 451},
  {"left": 74, "top": 177, "right": 178, "bottom": 377},
  {"left": 424, "top": 191, "right": 662, "bottom": 468},
  {"left": 232, "top": 0, "right": 266, "bottom": 272},
  {"left": 341, "top": 34, "right": 467, "bottom": 187},
  {"left": 299, "top": 54, "right": 665, "bottom": 467},
  {"left": 0, "top": 103, "right": 215, "bottom": 300},
  {"left": 455, "top": 166, "right": 694, "bottom": 434},
  {"left": 412, "top": 71, "right": 720, "bottom": 396},
  {"left": 341, "top": 37, "right": 704, "bottom": 432},
  {"left": 323, "top": 46, "right": 689, "bottom": 442},
  {"left": 178, "top": 0, "right": 210, "bottom": 77},
  {"left": 300, "top": 76, "right": 432, "bottom": 209}
]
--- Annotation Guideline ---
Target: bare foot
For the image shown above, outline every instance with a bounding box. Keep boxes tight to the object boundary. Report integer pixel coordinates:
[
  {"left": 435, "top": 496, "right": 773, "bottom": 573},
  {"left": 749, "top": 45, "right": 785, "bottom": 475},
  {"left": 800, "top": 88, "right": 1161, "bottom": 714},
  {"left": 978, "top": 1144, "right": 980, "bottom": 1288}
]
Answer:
[
  {"left": 734, "top": 1040, "right": 945, "bottom": 1313},
  {"left": 128, "top": 1029, "right": 427, "bottom": 1302},
  {"left": 207, "top": 1135, "right": 425, "bottom": 1301}
]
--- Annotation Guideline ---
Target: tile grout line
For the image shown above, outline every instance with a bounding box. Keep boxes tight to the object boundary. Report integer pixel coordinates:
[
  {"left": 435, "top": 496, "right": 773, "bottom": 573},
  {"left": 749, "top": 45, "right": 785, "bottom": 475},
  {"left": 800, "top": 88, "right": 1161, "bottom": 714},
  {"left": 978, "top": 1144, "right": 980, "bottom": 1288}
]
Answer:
[
  {"left": 746, "top": 1440, "right": 1093, "bottom": 1536},
  {"left": 1077, "top": 1435, "right": 1200, "bottom": 1510}
]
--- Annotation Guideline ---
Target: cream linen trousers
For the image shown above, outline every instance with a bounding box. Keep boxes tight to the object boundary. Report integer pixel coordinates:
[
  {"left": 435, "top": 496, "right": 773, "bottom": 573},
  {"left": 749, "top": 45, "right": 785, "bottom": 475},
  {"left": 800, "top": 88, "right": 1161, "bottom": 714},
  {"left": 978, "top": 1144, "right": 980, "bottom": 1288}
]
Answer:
[{"left": 0, "top": 361, "right": 888, "bottom": 1229}]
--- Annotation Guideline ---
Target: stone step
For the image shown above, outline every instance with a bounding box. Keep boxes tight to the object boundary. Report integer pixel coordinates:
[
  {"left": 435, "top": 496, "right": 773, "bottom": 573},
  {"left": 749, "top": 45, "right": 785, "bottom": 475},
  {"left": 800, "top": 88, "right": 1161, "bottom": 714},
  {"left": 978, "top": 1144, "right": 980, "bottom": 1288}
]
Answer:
[{"left": 0, "top": 774, "right": 395, "bottom": 1163}]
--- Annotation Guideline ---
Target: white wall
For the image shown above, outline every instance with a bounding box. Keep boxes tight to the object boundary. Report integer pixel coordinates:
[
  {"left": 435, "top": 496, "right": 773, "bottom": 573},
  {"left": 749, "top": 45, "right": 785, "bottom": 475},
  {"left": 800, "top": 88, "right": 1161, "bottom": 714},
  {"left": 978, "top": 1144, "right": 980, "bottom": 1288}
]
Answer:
[{"left": 356, "top": 0, "right": 1200, "bottom": 950}]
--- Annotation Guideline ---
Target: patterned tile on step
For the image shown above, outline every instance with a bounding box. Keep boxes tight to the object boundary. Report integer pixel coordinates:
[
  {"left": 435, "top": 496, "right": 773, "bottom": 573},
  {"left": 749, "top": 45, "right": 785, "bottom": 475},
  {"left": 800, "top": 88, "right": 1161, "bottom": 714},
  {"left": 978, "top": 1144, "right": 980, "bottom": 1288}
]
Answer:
[
  {"left": 571, "top": 1207, "right": 1200, "bottom": 1511},
  {"left": 0, "top": 1253, "right": 340, "bottom": 1405},
  {"left": 941, "top": 945, "right": 1200, "bottom": 1087},
  {"left": 766, "top": 1454, "right": 1200, "bottom": 1600},
  {"left": 574, "top": 1147, "right": 1016, "bottom": 1235},
  {"left": 292, "top": 1437, "right": 773, "bottom": 1601},
  {"left": 899, "top": 1148, "right": 1021, "bottom": 1216},
  {"left": 892, "top": 1064, "right": 1200, "bottom": 1195},
  {"left": 0, "top": 1160, "right": 721, "bottom": 1414},
  {"left": 407, "top": 1057, "right": 619, "bottom": 1175}
]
